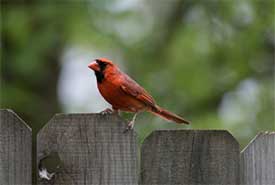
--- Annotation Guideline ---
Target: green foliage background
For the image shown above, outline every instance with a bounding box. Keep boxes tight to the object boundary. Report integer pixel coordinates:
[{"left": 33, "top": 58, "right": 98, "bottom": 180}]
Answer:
[{"left": 1, "top": 0, "right": 274, "bottom": 149}]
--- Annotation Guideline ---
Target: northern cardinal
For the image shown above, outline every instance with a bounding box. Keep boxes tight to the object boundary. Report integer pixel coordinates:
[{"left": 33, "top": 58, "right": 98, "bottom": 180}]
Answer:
[{"left": 88, "top": 58, "right": 190, "bottom": 131}]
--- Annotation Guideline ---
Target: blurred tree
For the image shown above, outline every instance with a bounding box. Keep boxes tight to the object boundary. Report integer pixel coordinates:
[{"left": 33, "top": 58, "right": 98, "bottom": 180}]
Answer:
[{"left": 2, "top": 2, "right": 63, "bottom": 130}]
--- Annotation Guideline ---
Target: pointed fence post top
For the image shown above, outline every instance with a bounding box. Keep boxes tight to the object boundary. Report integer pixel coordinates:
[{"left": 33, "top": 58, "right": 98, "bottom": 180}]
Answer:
[
  {"left": 242, "top": 131, "right": 275, "bottom": 152},
  {"left": 0, "top": 109, "right": 32, "bottom": 185},
  {"left": 0, "top": 109, "right": 32, "bottom": 131},
  {"left": 241, "top": 131, "right": 275, "bottom": 185}
]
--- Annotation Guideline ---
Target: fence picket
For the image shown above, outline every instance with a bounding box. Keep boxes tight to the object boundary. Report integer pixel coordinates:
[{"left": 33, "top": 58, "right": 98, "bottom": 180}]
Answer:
[
  {"left": 37, "top": 113, "right": 138, "bottom": 185},
  {"left": 0, "top": 109, "right": 32, "bottom": 185},
  {"left": 140, "top": 130, "right": 240, "bottom": 185},
  {"left": 1, "top": 109, "right": 274, "bottom": 185},
  {"left": 241, "top": 131, "right": 275, "bottom": 185}
]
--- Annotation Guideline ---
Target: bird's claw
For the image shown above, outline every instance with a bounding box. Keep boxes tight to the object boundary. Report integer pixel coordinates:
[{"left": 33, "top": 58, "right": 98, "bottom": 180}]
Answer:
[
  {"left": 123, "top": 121, "right": 134, "bottom": 133},
  {"left": 100, "top": 108, "right": 114, "bottom": 115}
]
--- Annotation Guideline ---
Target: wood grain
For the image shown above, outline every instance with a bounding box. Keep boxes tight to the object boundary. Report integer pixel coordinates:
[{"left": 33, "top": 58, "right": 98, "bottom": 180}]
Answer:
[
  {"left": 241, "top": 131, "right": 275, "bottom": 185},
  {"left": 0, "top": 109, "right": 32, "bottom": 185},
  {"left": 2, "top": 108, "right": 274, "bottom": 185},
  {"left": 37, "top": 113, "right": 138, "bottom": 185},
  {"left": 140, "top": 130, "right": 240, "bottom": 185}
]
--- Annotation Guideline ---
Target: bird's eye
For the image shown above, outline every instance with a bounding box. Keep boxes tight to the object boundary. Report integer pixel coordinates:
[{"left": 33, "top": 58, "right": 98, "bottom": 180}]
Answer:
[
  {"left": 96, "top": 60, "right": 108, "bottom": 71},
  {"left": 95, "top": 59, "right": 101, "bottom": 64}
]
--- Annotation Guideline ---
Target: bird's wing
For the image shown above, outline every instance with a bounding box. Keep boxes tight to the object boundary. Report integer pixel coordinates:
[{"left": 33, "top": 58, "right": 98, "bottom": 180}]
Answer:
[{"left": 120, "top": 75, "right": 156, "bottom": 108}]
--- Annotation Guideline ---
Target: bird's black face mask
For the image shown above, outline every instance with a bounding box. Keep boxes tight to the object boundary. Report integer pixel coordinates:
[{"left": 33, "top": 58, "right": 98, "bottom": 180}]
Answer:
[{"left": 94, "top": 59, "right": 107, "bottom": 83}]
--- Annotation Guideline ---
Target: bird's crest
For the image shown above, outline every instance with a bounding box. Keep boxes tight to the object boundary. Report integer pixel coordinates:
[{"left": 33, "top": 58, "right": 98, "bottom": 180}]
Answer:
[{"left": 96, "top": 58, "right": 113, "bottom": 65}]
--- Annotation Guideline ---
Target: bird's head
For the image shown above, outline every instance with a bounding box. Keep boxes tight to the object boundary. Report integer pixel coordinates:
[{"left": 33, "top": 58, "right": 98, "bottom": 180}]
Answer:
[{"left": 88, "top": 58, "right": 115, "bottom": 83}]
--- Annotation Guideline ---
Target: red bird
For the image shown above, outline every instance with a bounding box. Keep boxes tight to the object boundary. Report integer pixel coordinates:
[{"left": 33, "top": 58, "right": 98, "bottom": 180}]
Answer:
[{"left": 88, "top": 58, "right": 190, "bottom": 131}]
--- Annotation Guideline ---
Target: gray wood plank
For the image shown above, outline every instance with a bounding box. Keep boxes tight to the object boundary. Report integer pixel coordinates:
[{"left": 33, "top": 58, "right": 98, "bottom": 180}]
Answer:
[
  {"left": 140, "top": 130, "right": 240, "bottom": 185},
  {"left": 241, "top": 131, "right": 275, "bottom": 185},
  {"left": 37, "top": 113, "right": 138, "bottom": 185},
  {"left": 0, "top": 109, "right": 32, "bottom": 185}
]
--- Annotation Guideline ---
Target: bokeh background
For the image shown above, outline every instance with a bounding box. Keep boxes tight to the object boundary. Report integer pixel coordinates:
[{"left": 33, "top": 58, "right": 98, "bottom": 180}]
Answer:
[{"left": 1, "top": 0, "right": 274, "bottom": 149}]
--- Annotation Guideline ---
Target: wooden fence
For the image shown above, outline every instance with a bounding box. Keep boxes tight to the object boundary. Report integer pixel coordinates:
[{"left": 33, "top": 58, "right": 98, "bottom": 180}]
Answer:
[{"left": 0, "top": 109, "right": 274, "bottom": 185}]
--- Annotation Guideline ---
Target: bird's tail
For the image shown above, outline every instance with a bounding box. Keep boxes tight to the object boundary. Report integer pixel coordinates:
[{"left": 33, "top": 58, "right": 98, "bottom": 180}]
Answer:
[{"left": 149, "top": 106, "right": 190, "bottom": 124}]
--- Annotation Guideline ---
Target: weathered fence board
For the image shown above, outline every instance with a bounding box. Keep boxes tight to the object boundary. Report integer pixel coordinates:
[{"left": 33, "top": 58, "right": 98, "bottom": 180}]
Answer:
[
  {"left": 37, "top": 113, "right": 138, "bottom": 185},
  {"left": 241, "top": 131, "right": 275, "bottom": 185},
  {"left": 0, "top": 109, "right": 32, "bottom": 185},
  {"left": 140, "top": 130, "right": 240, "bottom": 185},
  {"left": 1, "top": 109, "right": 275, "bottom": 185}
]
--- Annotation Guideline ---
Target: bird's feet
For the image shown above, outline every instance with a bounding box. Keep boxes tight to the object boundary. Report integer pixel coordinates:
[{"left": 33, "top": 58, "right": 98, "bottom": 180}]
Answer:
[
  {"left": 100, "top": 108, "right": 114, "bottom": 115},
  {"left": 123, "top": 113, "right": 138, "bottom": 133},
  {"left": 123, "top": 120, "right": 135, "bottom": 133}
]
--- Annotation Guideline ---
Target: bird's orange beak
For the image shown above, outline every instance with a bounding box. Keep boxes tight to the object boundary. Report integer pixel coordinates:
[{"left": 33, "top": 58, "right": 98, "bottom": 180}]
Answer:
[{"left": 88, "top": 61, "right": 100, "bottom": 72}]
